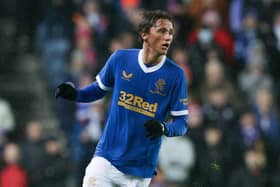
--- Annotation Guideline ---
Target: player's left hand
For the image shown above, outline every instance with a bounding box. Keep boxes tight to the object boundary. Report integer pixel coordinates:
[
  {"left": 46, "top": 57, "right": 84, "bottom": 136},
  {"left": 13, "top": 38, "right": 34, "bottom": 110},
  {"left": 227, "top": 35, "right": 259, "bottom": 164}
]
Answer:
[{"left": 144, "top": 120, "right": 165, "bottom": 140}]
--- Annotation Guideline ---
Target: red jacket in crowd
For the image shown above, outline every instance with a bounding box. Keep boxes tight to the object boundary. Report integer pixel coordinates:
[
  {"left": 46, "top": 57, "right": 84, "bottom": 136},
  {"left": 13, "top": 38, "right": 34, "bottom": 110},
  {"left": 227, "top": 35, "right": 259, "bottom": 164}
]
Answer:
[{"left": 0, "top": 164, "right": 27, "bottom": 187}]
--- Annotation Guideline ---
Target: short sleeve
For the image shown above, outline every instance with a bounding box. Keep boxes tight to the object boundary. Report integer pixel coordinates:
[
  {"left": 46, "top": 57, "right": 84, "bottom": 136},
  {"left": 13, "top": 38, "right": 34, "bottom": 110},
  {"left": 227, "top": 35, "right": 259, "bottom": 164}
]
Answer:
[
  {"left": 169, "top": 70, "right": 188, "bottom": 116},
  {"left": 96, "top": 51, "right": 118, "bottom": 90}
]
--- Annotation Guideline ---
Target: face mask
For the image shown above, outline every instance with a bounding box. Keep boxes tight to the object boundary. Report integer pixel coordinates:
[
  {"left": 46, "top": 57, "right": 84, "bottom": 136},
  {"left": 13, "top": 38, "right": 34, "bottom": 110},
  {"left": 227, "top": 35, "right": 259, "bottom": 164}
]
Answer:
[{"left": 198, "top": 28, "right": 213, "bottom": 44}]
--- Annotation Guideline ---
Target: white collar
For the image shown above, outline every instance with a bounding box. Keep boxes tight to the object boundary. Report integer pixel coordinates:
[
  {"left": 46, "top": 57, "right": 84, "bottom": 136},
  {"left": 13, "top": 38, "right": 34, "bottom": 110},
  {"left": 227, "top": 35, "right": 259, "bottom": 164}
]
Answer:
[{"left": 138, "top": 49, "right": 166, "bottom": 73}]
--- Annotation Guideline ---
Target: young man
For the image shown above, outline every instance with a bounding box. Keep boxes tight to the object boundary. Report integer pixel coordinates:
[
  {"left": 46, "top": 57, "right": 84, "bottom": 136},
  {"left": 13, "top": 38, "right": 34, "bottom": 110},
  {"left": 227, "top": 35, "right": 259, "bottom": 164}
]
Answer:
[{"left": 56, "top": 10, "right": 188, "bottom": 187}]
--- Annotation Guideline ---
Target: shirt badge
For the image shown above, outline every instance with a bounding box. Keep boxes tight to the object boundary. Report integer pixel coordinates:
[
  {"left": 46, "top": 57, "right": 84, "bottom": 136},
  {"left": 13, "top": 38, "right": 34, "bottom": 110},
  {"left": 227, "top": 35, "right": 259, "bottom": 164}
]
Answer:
[
  {"left": 150, "top": 79, "right": 167, "bottom": 96},
  {"left": 122, "top": 70, "right": 133, "bottom": 81}
]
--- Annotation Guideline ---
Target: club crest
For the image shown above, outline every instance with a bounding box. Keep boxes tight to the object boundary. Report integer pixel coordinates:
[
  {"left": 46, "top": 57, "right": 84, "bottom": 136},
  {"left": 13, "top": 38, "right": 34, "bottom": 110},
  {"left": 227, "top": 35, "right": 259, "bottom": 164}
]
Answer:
[{"left": 150, "top": 79, "right": 166, "bottom": 96}]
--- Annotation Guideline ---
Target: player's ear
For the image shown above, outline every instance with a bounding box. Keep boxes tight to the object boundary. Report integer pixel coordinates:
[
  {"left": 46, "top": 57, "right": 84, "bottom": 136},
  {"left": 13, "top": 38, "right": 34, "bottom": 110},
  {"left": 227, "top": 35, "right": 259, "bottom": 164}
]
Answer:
[{"left": 141, "top": 32, "right": 148, "bottom": 41}]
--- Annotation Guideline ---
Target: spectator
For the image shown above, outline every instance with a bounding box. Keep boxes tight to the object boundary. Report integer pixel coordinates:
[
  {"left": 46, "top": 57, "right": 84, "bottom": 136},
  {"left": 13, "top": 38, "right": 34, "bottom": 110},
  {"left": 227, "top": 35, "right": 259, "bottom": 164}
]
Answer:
[
  {"left": 0, "top": 143, "right": 27, "bottom": 187},
  {"left": 238, "top": 53, "right": 273, "bottom": 104},
  {"left": 81, "top": 0, "right": 109, "bottom": 60},
  {"left": 68, "top": 50, "right": 87, "bottom": 84},
  {"left": 233, "top": 11, "right": 266, "bottom": 66},
  {"left": 41, "top": 136, "right": 70, "bottom": 187},
  {"left": 229, "top": 0, "right": 244, "bottom": 34},
  {"left": 73, "top": 14, "right": 97, "bottom": 73},
  {"left": 82, "top": 0, "right": 107, "bottom": 35},
  {"left": 20, "top": 121, "right": 47, "bottom": 187},
  {"left": 247, "top": 40, "right": 267, "bottom": 67},
  {"left": 228, "top": 109, "right": 263, "bottom": 168},
  {"left": 107, "top": 5, "right": 141, "bottom": 40},
  {"left": 203, "top": 86, "right": 239, "bottom": 147},
  {"left": 187, "top": 0, "right": 229, "bottom": 26},
  {"left": 239, "top": 110, "right": 261, "bottom": 150},
  {"left": 229, "top": 0, "right": 278, "bottom": 35},
  {"left": 254, "top": 88, "right": 280, "bottom": 171},
  {"left": 196, "top": 125, "right": 229, "bottom": 187},
  {"left": 36, "top": 0, "right": 73, "bottom": 90},
  {"left": 187, "top": 28, "right": 225, "bottom": 90},
  {"left": 229, "top": 149, "right": 268, "bottom": 187},
  {"left": 201, "top": 60, "right": 240, "bottom": 109},
  {"left": 187, "top": 9, "right": 234, "bottom": 64}
]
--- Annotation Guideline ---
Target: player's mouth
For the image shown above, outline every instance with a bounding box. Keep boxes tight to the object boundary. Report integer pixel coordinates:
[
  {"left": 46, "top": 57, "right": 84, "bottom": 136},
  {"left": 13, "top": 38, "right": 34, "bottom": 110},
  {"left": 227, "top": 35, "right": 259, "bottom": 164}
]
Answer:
[{"left": 161, "top": 43, "right": 170, "bottom": 49}]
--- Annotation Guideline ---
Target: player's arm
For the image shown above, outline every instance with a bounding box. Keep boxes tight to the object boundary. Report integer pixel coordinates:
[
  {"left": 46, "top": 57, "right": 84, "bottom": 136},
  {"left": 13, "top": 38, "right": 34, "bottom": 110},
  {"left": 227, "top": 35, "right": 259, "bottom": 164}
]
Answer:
[
  {"left": 76, "top": 81, "right": 107, "bottom": 102},
  {"left": 56, "top": 51, "right": 118, "bottom": 102},
  {"left": 55, "top": 81, "right": 107, "bottom": 102},
  {"left": 164, "top": 67, "right": 189, "bottom": 137},
  {"left": 163, "top": 115, "right": 187, "bottom": 137},
  {"left": 145, "top": 68, "right": 188, "bottom": 139}
]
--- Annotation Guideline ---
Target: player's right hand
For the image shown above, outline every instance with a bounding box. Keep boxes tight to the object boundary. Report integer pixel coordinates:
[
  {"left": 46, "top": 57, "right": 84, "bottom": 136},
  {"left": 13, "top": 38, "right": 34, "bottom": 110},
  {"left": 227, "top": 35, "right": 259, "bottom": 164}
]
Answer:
[{"left": 55, "top": 82, "right": 77, "bottom": 100}]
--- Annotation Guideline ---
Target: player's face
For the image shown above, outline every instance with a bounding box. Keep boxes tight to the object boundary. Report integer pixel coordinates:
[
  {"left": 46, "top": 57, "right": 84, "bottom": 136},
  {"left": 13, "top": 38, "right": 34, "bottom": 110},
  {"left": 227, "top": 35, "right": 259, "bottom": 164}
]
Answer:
[{"left": 142, "top": 19, "right": 174, "bottom": 55}]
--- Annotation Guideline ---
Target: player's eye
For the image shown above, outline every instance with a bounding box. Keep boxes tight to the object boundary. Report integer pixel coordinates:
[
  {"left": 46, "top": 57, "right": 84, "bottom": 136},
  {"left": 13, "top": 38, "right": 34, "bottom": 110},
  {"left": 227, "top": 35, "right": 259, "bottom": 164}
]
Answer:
[
  {"left": 169, "top": 29, "right": 174, "bottom": 35},
  {"left": 157, "top": 28, "right": 173, "bottom": 36},
  {"left": 158, "top": 29, "right": 166, "bottom": 34}
]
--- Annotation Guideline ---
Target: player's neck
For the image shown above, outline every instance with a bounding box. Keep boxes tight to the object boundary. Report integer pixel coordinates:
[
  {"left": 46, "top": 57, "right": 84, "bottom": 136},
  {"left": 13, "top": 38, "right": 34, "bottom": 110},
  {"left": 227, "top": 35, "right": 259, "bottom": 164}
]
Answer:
[{"left": 142, "top": 47, "right": 164, "bottom": 66}]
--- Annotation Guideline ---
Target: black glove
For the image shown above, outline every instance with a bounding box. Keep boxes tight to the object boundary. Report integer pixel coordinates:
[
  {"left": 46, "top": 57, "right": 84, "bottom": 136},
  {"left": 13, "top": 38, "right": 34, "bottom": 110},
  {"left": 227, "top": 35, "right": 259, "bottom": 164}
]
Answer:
[
  {"left": 144, "top": 120, "right": 165, "bottom": 140},
  {"left": 55, "top": 82, "right": 77, "bottom": 100}
]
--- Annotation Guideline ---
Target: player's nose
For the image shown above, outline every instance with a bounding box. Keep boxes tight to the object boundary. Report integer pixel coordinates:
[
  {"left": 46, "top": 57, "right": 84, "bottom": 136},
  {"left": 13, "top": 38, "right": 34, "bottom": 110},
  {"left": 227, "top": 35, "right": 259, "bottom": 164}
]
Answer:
[{"left": 164, "top": 33, "right": 173, "bottom": 42}]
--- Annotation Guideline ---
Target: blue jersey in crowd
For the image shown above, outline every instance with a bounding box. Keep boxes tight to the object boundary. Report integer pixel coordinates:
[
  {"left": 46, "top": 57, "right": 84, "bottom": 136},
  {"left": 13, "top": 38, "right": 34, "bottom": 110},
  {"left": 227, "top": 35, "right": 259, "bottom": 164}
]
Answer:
[{"left": 85, "top": 49, "right": 188, "bottom": 178}]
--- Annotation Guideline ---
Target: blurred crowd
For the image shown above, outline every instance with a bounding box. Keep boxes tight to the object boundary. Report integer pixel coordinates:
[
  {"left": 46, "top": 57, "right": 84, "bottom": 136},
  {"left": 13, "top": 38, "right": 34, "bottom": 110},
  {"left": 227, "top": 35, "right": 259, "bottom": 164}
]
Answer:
[{"left": 1, "top": 0, "right": 280, "bottom": 186}]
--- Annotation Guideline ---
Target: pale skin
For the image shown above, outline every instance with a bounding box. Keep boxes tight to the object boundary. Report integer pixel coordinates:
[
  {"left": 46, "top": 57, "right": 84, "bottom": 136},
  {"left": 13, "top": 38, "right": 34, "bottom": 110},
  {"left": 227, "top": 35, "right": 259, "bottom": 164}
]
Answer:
[{"left": 141, "top": 19, "right": 174, "bottom": 65}]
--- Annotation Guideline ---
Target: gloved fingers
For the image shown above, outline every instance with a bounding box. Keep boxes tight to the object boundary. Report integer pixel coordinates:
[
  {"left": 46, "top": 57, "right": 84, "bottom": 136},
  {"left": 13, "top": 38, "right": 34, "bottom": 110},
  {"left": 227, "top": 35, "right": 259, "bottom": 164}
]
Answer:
[
  {"left": 59, "top": 84, "right": 71, "bottom": 90},
  {"left": 65, "top": 82, "right": 75, "bottom": 87},
  {"left": 55, "top": 84, "right": 66, "bottom": 98},
  {"left": 55, "top": 82, "right": 77, "bottom": 100},
  {"left": 57, "top": 82, "right": 75, "bottom": 90},
  {"left": 55, "top": 86, "right": 65, "bottom": 98}
]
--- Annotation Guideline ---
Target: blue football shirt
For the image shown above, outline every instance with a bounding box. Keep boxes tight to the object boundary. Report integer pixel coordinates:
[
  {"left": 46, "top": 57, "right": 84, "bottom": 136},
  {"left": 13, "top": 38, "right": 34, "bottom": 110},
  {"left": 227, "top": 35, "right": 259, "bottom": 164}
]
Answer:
[{"left": 94, "top": 49, "right": 188, "bottom": 178}]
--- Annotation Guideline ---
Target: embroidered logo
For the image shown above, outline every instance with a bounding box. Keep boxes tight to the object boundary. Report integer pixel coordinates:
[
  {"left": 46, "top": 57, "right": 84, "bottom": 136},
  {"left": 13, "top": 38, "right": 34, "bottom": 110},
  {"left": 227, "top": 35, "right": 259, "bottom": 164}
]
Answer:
[
  {"left": 122, "top": 70, "right": 133, "bottom": 81},
  {"left": 150, "top": 79, "right": 166, "bottom": 96}
]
